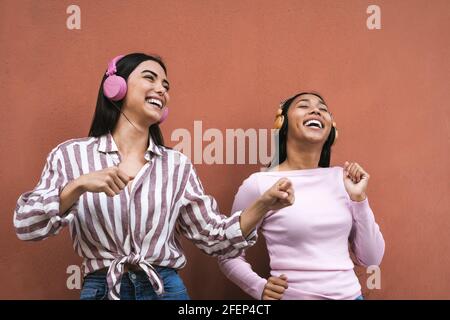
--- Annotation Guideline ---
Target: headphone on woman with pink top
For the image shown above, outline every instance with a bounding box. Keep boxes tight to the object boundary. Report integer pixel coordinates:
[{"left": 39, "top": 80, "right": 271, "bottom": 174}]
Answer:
[
  {"left": 274, "top": 94, "right": 338, "bottom": 145},
  {"left": 102, "top": 54, "right": 169, "bottom": 124}
]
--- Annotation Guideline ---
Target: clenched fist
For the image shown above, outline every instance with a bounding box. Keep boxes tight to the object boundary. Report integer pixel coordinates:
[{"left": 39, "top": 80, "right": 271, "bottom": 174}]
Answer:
[
  {"left": 77, "top": 166, "right": 131, "bottom": 197},
  {"left": 260, "top": 178, "right": 295, "bottom": 211},
  {"left": 262, "top": 274, "right": 288, "bottom": 300},
  {"left": 343, "top": 161, "right": 370, "bottom": 202}
]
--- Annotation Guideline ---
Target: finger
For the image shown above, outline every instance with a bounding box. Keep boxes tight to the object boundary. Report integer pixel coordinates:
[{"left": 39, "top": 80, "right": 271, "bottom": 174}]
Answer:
[
  {"left": 344, "top": 161, "right": 350, "bottom": 171},
  {"left": 264, "top": 289, "right": 283, "bottom": 299},
  {"left": 273, "top": 190, "right": 289, "bottom": 200},
  {"left": 345, "top": 162, "right": 353, "bottom": 178},
  {"left": 105, "top": 177, "right": 121, "bottom": 194},
  {"left": 352, "top": 164, "right": 360, "bottom": 183},
  {"left": 358, "top": 165, "right": 370, "bottom": 180},
  {"left": 267, "top": 283, "right": 286, "bottom": 294},
  {"left": 268, "top": 278, "right": 287, "bottom": 290},
  {"left": 282, "top": 187, "right": 294, "bottom": 199},
  {"left": 279, "top": 275, "right": 289, "bottom": 287},
  {"left": 347, "top": 162, "right": 354, "bottom": 176},
  {"left": 103, "top": 186, "right": 116, "bottom": 197},
  {"left": 351, "top": 164, "right": 360, "bottom": 183},
  {"left": 275, "top": 178, "right": 288, "bottom": 186},
  {"left": 111, "top": 173, "right": 127, "bottom": 190},
  {"left": 286, "top": 193, "right": 295, "bottom": 206},
  {"left": 355, "top": 166, "right": 363, "bottom": 183},
  {"left": 349, "top": 163, "right": 357, "bottom": 181},
  {"left": 351, "top": 163, "right": 359, "bottom": 177},
  {"left": 113, "top": 166, "right": 131, "bottom": 184},
  {"left": 116, "top": 168, "right": 132, "bottom": 184},
  {"left": 278, "top": 179, "right": 292, "bottom": 191},
  {"left": 271, "top": 277, "right": 288, "bottom": 289}
]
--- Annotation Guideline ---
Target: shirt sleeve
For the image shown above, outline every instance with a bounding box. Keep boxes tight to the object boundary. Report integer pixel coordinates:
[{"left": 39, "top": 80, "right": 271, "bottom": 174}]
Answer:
[
  {"left": 178, "top": 162, "right": 258, "bottom": 258},
  {"left": 348, "top": 198, "right": 385, "bottom": 267},
  {"left": 13, "top": 146, "right": 78, "bottom": 241},
  {"left": 218, "top": 173, "right": 267, "bottom": 300}
]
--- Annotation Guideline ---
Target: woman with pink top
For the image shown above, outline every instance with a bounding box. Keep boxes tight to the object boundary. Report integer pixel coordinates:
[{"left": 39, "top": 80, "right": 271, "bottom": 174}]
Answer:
[{"left": 218, "top": 92, "right": 385, "bottom": 300}]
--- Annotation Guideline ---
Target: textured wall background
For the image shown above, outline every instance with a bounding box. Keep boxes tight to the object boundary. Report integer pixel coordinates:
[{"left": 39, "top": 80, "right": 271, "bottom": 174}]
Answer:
[{"left": 1, "top": 0, "right": 449, "bottom": 299}]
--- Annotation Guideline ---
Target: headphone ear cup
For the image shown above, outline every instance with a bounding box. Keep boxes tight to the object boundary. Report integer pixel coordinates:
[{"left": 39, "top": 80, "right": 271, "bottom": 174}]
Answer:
[
  {"left": 274, "top": 115, "right": 284, "bottom": 129},
  {"left": 103, "top": 75, "right": 127, "bottom": 101},
  {"left": 158, "top": 107, "right": 169, "bottom": 124},
  {"left": 331, "top": 126, "right": 338, "bottom": 146}
]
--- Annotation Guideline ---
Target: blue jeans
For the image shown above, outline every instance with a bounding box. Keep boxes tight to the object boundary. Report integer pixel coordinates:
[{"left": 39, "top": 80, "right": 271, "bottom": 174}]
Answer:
[{"left": 80, "top": 267, "right": 190, "bottom": 300}]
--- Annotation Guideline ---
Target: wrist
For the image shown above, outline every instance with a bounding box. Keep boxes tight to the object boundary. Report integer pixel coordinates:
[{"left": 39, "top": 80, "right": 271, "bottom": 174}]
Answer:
[
  {"left": 71, "top": 176, "right": 86, "bottom": 195},
  {"left": 253, "top": 198, "right": 270, "bottom": 216},
  {"left": 350, "top": 192, "right": 367, "bottom": 202}
]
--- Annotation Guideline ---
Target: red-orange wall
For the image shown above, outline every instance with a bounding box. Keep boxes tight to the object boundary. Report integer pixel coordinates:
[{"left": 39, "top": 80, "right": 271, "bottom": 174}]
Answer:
[{"left": 1, "top": 0, "right": 449, "bottom": 299}]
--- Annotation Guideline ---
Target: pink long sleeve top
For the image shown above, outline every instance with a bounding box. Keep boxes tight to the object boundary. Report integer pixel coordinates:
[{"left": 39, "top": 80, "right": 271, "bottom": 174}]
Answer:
[{"left": 218, "top": 166, "right": 385, "bottom": 300}]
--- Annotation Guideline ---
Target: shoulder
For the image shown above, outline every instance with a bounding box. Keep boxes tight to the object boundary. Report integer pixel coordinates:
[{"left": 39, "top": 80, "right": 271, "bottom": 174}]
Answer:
[
  {"left": 160, "top": 147, "right": 191, "bottom": 163},
  {"left": 231, "top": 172, "right": 263, "bottom": 212},
  {"left": 54, "top": 137, "right": 97, "bottom": 151},
  {"left": 158, "top": 147, "right": 195, "bottom": 174},
  {"left": 47, "top": 137, "right": 97, "bottom": 158},
  {"left": 236, "top": 172, "right": 264, "bottom": 196},
  {"left": 328, "top": 166, "right": 345, "bottom": 178},
  {"left": 317, "top": 166, "right": 346, "bottom": 186}
]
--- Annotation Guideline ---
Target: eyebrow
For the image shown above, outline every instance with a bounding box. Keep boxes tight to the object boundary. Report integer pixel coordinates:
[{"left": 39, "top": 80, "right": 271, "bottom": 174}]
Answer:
[{"left": 141, "top": 70, "right": 170, "bottom": 88}]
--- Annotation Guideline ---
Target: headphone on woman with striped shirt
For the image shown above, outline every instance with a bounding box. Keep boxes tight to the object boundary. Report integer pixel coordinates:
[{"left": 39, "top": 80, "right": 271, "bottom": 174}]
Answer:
[{"left": 102, "top": 54, "right": 169, "bottom": 124}]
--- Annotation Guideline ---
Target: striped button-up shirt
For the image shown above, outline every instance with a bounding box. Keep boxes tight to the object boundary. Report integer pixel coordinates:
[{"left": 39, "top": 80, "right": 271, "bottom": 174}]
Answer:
[{"left": 14, "top": 133, "right": 256, "bottom": 300}]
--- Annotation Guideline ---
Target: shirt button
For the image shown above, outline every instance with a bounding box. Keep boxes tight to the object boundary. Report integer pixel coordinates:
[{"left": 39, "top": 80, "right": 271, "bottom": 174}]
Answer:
[{"left": 130, "top": 273, "right": 137, "bottom": 280}]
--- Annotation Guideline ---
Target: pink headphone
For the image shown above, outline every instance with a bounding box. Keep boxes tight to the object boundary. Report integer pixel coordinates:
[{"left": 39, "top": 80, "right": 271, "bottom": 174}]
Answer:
[{"left": 103, "top": 54, "right": 169, "bottom": 123}]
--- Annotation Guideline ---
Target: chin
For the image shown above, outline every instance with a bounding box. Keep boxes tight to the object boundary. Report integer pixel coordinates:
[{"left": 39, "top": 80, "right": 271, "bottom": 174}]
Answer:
[
  {"left": 302, "top": 134, "right": 327, "bottom": 145},
  {"left": 143, "top": 111, "right": 161, "bottom": 123}
]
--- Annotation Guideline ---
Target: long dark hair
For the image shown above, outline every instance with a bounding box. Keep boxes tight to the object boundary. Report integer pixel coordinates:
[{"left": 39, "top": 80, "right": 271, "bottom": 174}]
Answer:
[
  {"left": 271, "top": 92, "right": 337, "bottom": 168},
  {"left": 88, "top": 53, "right": 167, "bottom": 146}
]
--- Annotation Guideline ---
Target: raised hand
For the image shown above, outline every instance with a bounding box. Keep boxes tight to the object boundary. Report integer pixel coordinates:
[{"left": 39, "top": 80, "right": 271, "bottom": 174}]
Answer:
[
  {"left": 77, "top": 166, "right": 131, "bottom": 197},
  {"left": 260, "top": 178, "right": 295, "bottom": 211},
  {"left": 343, "top": 161, "right": 370, "bottom": 202}
]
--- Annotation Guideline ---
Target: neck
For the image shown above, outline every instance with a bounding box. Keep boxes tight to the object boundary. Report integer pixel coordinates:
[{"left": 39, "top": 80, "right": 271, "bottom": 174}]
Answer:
[
  {"left": 112, "top": 117, "right": 149, "bottom": 156},
  {"left": 282, "top": 138, "right": 323, "bottom": 170}
]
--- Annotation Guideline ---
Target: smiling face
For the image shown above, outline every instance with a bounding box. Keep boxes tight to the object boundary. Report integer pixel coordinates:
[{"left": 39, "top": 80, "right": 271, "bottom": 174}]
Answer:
[
  {"left": 122, "top": 60, "right": 170, "bottom": 126},
  {"left": 286, "top": 93, "right": 332, "bottom": 146}
]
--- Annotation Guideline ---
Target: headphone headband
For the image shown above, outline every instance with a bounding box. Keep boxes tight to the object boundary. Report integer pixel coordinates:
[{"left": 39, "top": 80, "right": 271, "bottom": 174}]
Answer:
[{"left": 105, "top": 54, "right": 125, "bottom": 76}]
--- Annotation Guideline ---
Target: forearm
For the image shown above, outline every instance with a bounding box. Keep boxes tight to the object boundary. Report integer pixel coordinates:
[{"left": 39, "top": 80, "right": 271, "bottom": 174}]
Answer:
[
  {"left": 350, "top": 199, "right": 385, "bottom": 266},
  {"left": 239, "top": 199, "right": 268, "bottom": 237},
  {"left": 60, "top": 178, "right": 84, "bottom": 214},
  {"left": 218, "top": 255, "right": 267, "bottom": 300},
  {"left": 14, "top": 179, "right": 82, "bottom": 241}
]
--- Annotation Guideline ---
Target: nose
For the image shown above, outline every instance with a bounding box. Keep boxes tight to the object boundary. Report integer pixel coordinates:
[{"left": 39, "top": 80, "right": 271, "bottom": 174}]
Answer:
[
  {"left": 154, "top": 81, "right": 167, "bottom": 96},
  {"left": 155, "top": 85, "right": 166, "bottom": 95}
]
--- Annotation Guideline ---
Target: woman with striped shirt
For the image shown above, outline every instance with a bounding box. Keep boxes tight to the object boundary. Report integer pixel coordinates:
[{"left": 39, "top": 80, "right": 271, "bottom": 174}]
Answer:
[{"left": 13, "top": 53, "right": 294, "bottom": 300}]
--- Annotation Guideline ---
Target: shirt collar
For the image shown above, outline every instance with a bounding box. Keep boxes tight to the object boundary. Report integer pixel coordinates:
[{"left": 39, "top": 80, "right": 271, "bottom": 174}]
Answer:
[{"left": 97, "top": 132, "right": 163, "bottom": 157}]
